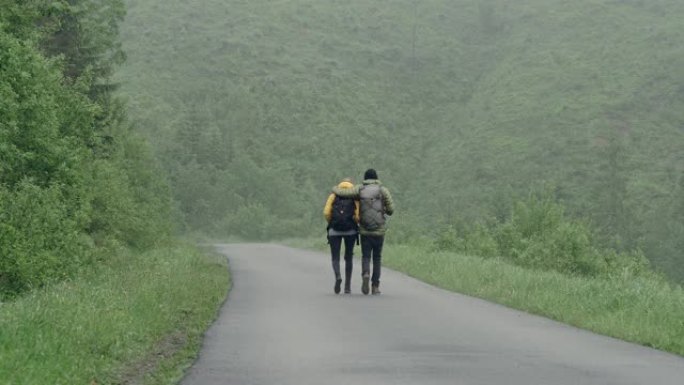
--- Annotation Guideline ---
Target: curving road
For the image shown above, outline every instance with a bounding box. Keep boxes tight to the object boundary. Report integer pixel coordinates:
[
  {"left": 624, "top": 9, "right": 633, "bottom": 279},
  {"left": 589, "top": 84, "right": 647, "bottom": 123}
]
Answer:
[{"left": 181, "top": 244, "right": 684, "bottom": 385}]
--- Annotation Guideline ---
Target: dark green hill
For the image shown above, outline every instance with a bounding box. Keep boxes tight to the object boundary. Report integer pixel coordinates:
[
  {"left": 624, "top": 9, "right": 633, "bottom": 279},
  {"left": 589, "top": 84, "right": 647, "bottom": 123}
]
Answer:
[{"left": 116, "top": 0, "right": 684, "bottom": 279}]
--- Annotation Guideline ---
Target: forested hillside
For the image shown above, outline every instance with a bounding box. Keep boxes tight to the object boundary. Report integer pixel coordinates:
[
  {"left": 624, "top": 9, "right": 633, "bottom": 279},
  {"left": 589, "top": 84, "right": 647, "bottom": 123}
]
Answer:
[
  {"left": 2, "top": 2, "right": 683, "bottom": 378},
  {"left": 0, "top": 1, "right": 171, "bottom": 296},
  {"left": 116, "top": 0, "right": 684, "bottom": 281}
]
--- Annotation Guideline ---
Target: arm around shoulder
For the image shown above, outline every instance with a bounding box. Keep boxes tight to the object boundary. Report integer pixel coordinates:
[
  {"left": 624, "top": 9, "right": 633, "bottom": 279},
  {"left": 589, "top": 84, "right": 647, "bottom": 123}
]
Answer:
[
  {"left": 332, "top": 184, "right": 360, "bottom": 199},
  {"left": 382, "top": 186, "right": 395, "bottom": 216}
]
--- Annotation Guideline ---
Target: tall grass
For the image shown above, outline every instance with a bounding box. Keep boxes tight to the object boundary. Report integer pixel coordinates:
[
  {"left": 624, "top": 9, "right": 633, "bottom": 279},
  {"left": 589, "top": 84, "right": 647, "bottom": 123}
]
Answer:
[{"left": 0, "top": 244, "right": 229, "bottom": 385}]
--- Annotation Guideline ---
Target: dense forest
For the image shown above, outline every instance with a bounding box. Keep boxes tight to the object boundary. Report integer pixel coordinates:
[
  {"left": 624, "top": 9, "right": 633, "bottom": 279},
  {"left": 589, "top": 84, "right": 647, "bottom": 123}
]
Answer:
[
  {"left": 1, "top": 0, "right": 683, "bottom": 295},
  {"left": 116, "top": 0, "right": 684, "bottom": 281},
  {"left": 0, "top": 1, "right": 171, "bottom": 296}
]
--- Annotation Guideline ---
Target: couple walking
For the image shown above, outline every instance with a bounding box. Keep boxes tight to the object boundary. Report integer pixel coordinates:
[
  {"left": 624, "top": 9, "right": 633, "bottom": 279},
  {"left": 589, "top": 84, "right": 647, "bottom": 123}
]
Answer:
[{"left": 323, "top": 168, "right": 394, "bottom": 295}]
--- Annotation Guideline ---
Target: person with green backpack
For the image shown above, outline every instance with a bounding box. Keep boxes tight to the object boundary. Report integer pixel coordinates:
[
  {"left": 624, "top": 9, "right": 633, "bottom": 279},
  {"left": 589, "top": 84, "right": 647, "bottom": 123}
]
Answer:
[
  {"left": 332, "top": 169, "right": 394, "bottom": 295},
  {"left": 324, "top": 178, "right": 360, "bottom": 294}
]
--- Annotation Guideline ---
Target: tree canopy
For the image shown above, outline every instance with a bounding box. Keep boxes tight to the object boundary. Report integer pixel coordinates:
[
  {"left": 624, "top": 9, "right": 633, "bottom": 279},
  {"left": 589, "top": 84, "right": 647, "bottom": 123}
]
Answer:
[{"left": 0, "top": 1, "right": 170, "bottom": 296}]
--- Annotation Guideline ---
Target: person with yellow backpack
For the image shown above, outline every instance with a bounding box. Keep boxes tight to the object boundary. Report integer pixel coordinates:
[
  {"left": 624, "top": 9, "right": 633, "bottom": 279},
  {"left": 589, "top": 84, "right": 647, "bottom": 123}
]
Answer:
[{"left": 324, "top": 178, "right": 360, "bottom": 294}]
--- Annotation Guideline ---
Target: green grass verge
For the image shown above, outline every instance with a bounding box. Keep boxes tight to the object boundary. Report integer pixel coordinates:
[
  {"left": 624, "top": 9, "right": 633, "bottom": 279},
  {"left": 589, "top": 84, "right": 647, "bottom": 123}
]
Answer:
[
  {"left": 0, "top": 243, "right": 230, "bottom": 385},
  {"left": 287, "top": 238, "right": 684, "bottom": 356}
]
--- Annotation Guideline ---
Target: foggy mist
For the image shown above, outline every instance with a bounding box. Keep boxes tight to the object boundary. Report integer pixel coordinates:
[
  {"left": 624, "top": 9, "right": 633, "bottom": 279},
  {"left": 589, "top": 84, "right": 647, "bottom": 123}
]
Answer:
[{"left": 116, "top": 0, "right": 684, "bottom": 281}]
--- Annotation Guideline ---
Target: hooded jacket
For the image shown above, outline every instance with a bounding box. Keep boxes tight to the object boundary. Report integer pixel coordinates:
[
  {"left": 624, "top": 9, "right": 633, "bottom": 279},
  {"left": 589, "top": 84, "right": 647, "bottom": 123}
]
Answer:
[{"left": 324, "top": 181, "right": 360, "bottom": 225}]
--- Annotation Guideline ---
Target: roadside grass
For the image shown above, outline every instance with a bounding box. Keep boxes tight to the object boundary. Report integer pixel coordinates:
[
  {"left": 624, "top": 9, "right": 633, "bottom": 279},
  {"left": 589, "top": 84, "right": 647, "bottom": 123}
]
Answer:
[
  {"left": 286, "top": 238, "right": 684, "bottom": 356},
  {"left": 0, "top": 243, "right": 229, "bottom": 385}
]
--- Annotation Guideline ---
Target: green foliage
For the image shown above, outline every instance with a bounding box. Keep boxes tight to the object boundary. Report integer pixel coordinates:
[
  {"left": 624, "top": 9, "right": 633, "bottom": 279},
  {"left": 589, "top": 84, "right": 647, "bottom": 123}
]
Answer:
[
  {"left": 0, "top": 25, "right": 93, "bottom": 295},
  {"left": 0, "top": 2, "right": 171, "bottom": 296},
  {"left": 436, "top": 194, "right": 651, "bottom": 278},
  {"left": 37, "top": 0, "right": 127, "bottom": 91},
  {"left": 0, "top": 182, "right": 90, "bottom": 294},
  {"left": 498, "top": 194, "right": 598, "bottom": 274},
  {"left": 87, "top": 117, "right": 172, "bottom": 250},
  {"left": 435, "top": 223, "right": 499, "bottom": 259},
  {"left": 1, "top": 0, "right": 126, "bottom": 89},
  {"left": 0, "top": 25, "right": 91, "bottom": 188},
  {"left": 116, "top": 0, "right": 684, "bottom": 280}
]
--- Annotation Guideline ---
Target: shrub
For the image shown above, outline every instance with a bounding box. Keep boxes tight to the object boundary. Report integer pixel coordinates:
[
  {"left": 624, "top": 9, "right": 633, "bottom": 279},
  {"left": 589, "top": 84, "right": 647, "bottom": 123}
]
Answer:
[
  {"left": 435, "top": 193, "right": 654, "bottom": 278},
  {"left": 0, "top": 182, "right": 91, "bottom": 296},
  {"left": 516, "top": 221, "right": 599, "bottom": 275}
]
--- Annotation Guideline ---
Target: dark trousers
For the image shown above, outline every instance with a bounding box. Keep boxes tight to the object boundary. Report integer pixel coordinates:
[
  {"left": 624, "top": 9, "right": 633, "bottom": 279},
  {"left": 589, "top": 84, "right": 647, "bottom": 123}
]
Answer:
[
  {"left": 328, "top": 235, "right": 356, "bottom": 280},
  {"left": 361, "top": 235, "right": 384, "bottom": 286}
]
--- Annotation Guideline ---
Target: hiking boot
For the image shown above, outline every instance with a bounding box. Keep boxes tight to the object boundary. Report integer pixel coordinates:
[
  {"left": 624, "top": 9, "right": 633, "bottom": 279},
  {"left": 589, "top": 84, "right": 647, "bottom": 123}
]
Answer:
[
  {"left": 371, "top": 285, "right": 381, "bottom": 295},
  {"left": 361, "top": 274, "right": 370, "bottom": 295},
  {"left": 334, "top": 278, "right": 342, "bottom": 294}
]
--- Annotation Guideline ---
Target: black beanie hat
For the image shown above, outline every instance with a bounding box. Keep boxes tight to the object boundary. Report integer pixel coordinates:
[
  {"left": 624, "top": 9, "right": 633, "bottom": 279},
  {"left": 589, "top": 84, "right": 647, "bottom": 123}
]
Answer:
[{"left": 364, "top": 168, "right": 378, "bottom": 180}]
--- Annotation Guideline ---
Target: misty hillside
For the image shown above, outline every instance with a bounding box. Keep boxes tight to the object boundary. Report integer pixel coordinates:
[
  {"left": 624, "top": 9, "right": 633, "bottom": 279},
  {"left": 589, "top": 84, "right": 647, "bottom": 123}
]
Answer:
[{"left": 116, "top": 0, "right": 684, "bottom": 280}]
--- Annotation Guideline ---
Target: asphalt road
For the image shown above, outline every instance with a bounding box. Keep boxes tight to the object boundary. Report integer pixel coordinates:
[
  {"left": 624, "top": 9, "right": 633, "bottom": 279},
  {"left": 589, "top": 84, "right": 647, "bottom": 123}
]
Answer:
[{"left": 180, "top": 244, "right": 684, "bottom": 385}]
